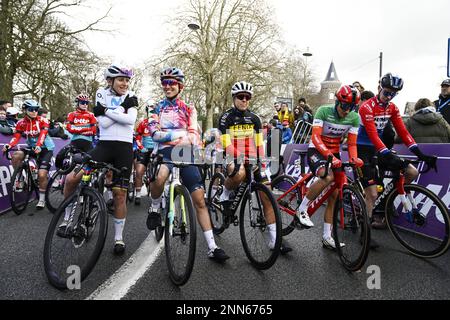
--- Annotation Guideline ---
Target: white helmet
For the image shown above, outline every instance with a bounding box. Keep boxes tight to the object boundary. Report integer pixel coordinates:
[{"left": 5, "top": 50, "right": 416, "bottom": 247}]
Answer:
[
  {"left": 6, "top": 107, "right": 20, "bottom": 116},
  {"left": 231, "top": 81, "right": 253, "bottom": 97},
  {"left": 104, "top": 65, "right": 134, "bottom": 80}
]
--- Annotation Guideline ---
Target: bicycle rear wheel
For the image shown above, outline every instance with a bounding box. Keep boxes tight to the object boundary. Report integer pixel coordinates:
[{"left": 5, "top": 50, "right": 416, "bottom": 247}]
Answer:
[
  {"left": 271, "top": 174, "right": 299, "bottom": 236},
  {"left": 164, "top": 185, "right": 196, "bottom": 286},
  {"left": 10, "top": 165, "right": 34, "bottom": 215},
  {"left": 333, "top": 184, "right": 370, "bottom": 272},
  {"left": 207, "top": 172, "right": 226, "bottom": 235},
  {"left": 46, "top": 169, "right": 66, "bottom": 213},
  {"left": 385, "top": 184, "right": 450, "bottom": 258},
  {"left": 43, "top": 187, "right": 108, "bottom": 290},
  {"left": 240, "top": 182, "right": 282, "bottom": 270}
]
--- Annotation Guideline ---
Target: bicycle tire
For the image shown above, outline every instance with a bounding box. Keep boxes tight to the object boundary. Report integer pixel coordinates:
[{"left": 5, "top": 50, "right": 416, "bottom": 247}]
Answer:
[
  {"left": 385, "top": 184, "right": 450, "bottom": 258},
  {"left": 207, "top": 172, "right": 226, "bottom": 235},
  {"left": 271, "top": 174, "right": 299, "bottom": 236},
  {"left": 333, "top": 184, "right": 370, "bottom": 272},
  {"left": 164, "top": 184, "right": 196, "bottom": 286},
  {"left": 239, "top": 182, "right": 282, "bottom": 270},
  {"left": 43, "top": 187, "right": 108, "bottom": 290},
  {"left": 45, "top": 169, "right": 66, "bottom": 214},
  {"left": 9, "top": 164, "right": 34, "bottom": 215}
]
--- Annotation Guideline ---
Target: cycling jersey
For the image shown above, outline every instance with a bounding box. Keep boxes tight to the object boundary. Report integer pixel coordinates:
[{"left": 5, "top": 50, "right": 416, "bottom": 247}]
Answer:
[
  {"left": 95, "top": 87, "right": 137, "bottom": 143},
  {"left": 148, "top": 97, "right": 200, "bottom": 150},
  {"left": 357, "top": 96, "right": 416, "bottom": 153},
  {"left": 66, "top": 109, "right": 97, "bottom": 142},
  {"left": 309, "top": 105, "right": 359, "bottom": 159},
  {"left": 9, "top": 116, "right": 55, "bottom": 150},
  {"left": 135, "top": 117, "right": 156, "bottom": 150},
  {"left": 218, "top": 107, "right": 264, "bottom": 159}
]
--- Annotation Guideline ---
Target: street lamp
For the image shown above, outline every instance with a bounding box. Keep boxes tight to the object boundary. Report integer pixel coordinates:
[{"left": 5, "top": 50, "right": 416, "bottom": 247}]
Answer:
[
  {"left": 188, "top": 22, "right": 200, "bottom": 31},
  {"left": 302, "top": 47, "right": 313, "bottom": 97}
]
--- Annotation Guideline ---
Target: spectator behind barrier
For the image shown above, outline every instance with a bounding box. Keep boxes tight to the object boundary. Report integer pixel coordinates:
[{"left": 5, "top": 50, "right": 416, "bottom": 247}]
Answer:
[
  {"left": 398, "top": 98, "right": 450, "bottom": 143},
  {"left": 281, "top": 120, "right": 292, "bottom": 144},
  {"left": 0, "top": 107, "right": 14, "bottom": 135},
  {"left": 6, "top": 106, "right": 19, "bottom": 125},
  {"left": 267, "top": 119, "right": 282, "bottom": 158},
  {"left": 434, "top": 78, "right": 450, "bottom": 125},
  {"left": 278, "top": 102, "right": 294, "bottom": 129}
]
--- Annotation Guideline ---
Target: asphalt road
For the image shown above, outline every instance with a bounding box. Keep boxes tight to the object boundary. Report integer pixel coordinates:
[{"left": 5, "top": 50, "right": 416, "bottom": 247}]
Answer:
[{"left": 1, "top": 197, "right": 449, "bottom": 300}]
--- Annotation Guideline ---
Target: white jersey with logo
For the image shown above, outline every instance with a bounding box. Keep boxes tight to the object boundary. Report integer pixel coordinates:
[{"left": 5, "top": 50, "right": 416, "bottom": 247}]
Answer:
[{"left": 95, "top": 87, "right": 138, "bottom": 143}]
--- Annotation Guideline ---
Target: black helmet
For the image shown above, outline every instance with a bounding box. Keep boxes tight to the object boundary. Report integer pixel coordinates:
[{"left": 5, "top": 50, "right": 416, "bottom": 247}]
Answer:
[
  {"left": 441, "top": 79, "right": 450, "bottom": 87},
  {"left": 380, "top": 73, "right": 403, "bottom": 91}
]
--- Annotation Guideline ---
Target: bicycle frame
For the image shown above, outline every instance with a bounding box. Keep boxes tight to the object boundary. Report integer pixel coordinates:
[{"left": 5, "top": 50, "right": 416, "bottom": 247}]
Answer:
[
  {"left": 167, "top": 167, "right": 187, "bottom": 236},
  {"left": 276, "top": 168, "right": 351, "bottom": 229}
]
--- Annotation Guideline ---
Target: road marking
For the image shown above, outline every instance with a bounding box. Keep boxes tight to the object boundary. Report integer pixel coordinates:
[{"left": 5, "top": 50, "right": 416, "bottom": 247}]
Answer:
[{"left": 86, "top": 233, "right": 164, "bottom": 300}]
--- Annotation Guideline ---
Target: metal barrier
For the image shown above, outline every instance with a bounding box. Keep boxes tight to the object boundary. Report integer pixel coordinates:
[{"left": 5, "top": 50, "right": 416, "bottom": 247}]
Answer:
[{"left": 290, "top": 120, "right": 312, "bottom": 144}]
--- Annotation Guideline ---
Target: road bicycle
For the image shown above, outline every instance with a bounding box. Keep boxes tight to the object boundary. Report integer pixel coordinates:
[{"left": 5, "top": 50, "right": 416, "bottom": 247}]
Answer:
[
  {"left": 43, "top": 153, "right": 127, "bottom": 290},
  {"left": 358, "top": 156, "right": 450, "bottom": 258},
  {"left": 4, "top": 148, "right": 40, "bottom": 215},
  {"left": 271, "top": 150, "right": 370, "bottom": 272},
  {"left": 207, "top": 157, "right": 282, "bottom": 270},
  {"left": 150, "top": 154, "right": 199, "bottom": 286}
]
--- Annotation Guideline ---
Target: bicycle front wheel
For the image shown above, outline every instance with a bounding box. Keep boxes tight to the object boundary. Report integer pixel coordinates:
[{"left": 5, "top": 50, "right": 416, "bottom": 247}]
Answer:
[
  {"left": 207, "top": 172, "right": 226, "bottom": 235},
  {"left": 164, "top": 184, "right": 196, "bottom": 286},
  {"left": 271, "top": 174, "right": 299, "bottom": 236},
  {"left": 43, "top": 187, "right": 108, "bottom": 290},
  {"left": 386, "top": 184, "right": 450, "bottom": 258},
  {"left": 46, "top": 169, "right": 66, "bottom": 213},
  {"left": 240, "top": 182, "right": 282, "bottom": 270},
  {"left": 333, "top": 184, "right": 370, "bottom": 272},
  {"left": 10, "top": 164, "right": 34, "bottom": 215}
]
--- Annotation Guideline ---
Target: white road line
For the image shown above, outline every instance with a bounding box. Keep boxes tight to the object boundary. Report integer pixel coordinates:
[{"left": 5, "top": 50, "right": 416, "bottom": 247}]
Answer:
[{"left": 86, "top": 233, "right": 164, "bottom": 300}]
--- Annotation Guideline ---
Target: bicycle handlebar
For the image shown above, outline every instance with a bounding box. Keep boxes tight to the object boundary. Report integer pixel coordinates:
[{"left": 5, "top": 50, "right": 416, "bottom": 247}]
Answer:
[
  {"left": 370, "top": 156, "right": 435, "bottom": 175},
  {"left": 73, "top": 153, "right": 127, "bottom": 176},
  {"left": 3, "top": 147, "right": 35, "bottom": 161}
]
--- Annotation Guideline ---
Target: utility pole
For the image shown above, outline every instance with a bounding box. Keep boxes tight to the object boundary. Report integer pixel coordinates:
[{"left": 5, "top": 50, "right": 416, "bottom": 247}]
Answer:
[{"left": 379, "top": 51, "right": 383, "bottom": 78}]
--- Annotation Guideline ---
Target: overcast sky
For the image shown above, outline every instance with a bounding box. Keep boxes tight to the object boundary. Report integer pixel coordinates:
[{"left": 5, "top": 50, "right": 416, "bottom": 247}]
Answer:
[{"left": 70, "top": 0, "right": 450, "bottom": 113}]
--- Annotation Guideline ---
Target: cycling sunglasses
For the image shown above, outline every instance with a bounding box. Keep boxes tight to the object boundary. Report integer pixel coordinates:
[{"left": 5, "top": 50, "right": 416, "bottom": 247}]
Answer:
[
  {"left": 161, "top": 79, "right": 179, "bottom": 87},
  {"left": 382, "top": 89, "right": 398, "bottom": 98},
  {"left": 340, "top": 102, "right": 356, "bottom": 112},
  {"left": 235, "top": 94, "right": 252, "bottom": 101},
  {"left": 27, "top": 107, "right": 40, "bottom": 112},
  {"left": 78, "top": 101, "right": 89, "bottom": 105}
]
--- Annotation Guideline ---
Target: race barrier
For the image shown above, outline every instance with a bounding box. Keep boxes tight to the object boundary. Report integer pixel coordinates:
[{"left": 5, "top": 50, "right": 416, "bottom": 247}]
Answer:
[
  {"left": 282, "top": 143, "right": 450, "bottom": 240},
  {"left": 0, "top": 134, "right": 69, "bottom": 214}
]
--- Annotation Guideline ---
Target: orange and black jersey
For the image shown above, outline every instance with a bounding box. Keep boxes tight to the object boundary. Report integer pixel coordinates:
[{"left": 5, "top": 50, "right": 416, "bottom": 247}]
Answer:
[{"left": 218, "top": 107, "right": 265, "bottom": 159}]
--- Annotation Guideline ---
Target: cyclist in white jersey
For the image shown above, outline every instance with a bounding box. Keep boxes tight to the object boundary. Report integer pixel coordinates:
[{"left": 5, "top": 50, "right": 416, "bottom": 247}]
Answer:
[{"left": 60, "top": 65, "right": 138, "bottom": 255}]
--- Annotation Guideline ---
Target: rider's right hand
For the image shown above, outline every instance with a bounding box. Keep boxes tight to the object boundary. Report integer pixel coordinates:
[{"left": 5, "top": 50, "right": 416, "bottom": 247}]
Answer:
[
  {"left": 331, "top": 156, "right": 342, "bottom": 168},
  {"left": 2, "top": 144, "right": 11, "bottom": 153}
]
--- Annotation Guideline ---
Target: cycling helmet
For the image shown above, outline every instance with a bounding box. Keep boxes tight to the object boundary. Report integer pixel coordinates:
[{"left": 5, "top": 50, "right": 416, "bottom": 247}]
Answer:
[
  {"left": 335, "top": 85, "right": 361, "bottom": 105},
  {"left": 22, "top": 99, "right": 40, "bottom": 109},
  {"left": 104, "top": 65, "right": 134, "bottom": 80},
  {"left": 160, "top": 67, "right": 185, "bottom": 83},
  {"left": 231, "top": 81, "right": 253, "bottom": 97},
  {"left": 75, "top": 93, "right": 90, "bottom": 104},
  {"left": 380, "top": 73, "right": 403, "bottom": 91}
]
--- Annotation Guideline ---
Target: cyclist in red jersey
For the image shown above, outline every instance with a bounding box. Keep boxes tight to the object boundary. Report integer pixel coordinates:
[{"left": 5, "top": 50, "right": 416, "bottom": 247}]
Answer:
[
  {"left": 3, "top": 100, "right": 55, "bottom": 210},
  {"left": 65, "top": 94, "right": 97, "bottom": 152},
  {"left": 357, "top": 73, "right": 437, "bottom": 248}
]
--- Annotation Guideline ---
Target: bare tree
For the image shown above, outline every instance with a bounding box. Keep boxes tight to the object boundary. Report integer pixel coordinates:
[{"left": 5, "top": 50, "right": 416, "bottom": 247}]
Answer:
[
  {"left": 148, "top": 0, "right": 286, "bottom": 130},
  {"left": 0, "top": 0, "right": 110, "bottom": 113}
]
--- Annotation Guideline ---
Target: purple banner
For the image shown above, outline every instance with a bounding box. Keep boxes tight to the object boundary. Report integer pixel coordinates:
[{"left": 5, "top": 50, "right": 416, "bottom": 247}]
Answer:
[
  {"left": 282, "top": 144, "right": 450, "bottom": 240},
  {"left": 0, "top": 135, "right": 69, "bottom": 214}
]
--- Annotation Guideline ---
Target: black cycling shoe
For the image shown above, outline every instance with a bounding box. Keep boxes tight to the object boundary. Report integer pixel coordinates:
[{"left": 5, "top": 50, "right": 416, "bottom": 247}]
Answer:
[
  {"left": 114, "top": 240, "right": 126, "bottom": 255},
  {"left": 146, "top": 210, "right": 161, "bottom": 231},
  {"left": 208, "top": 247, "right": 230, "bottom": 262},
  {"left": 279, "top": 243, "right": 293, "bottom": 255},
  {"left": 134, "top": 197, "right": 141, "bottom": 206}
]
